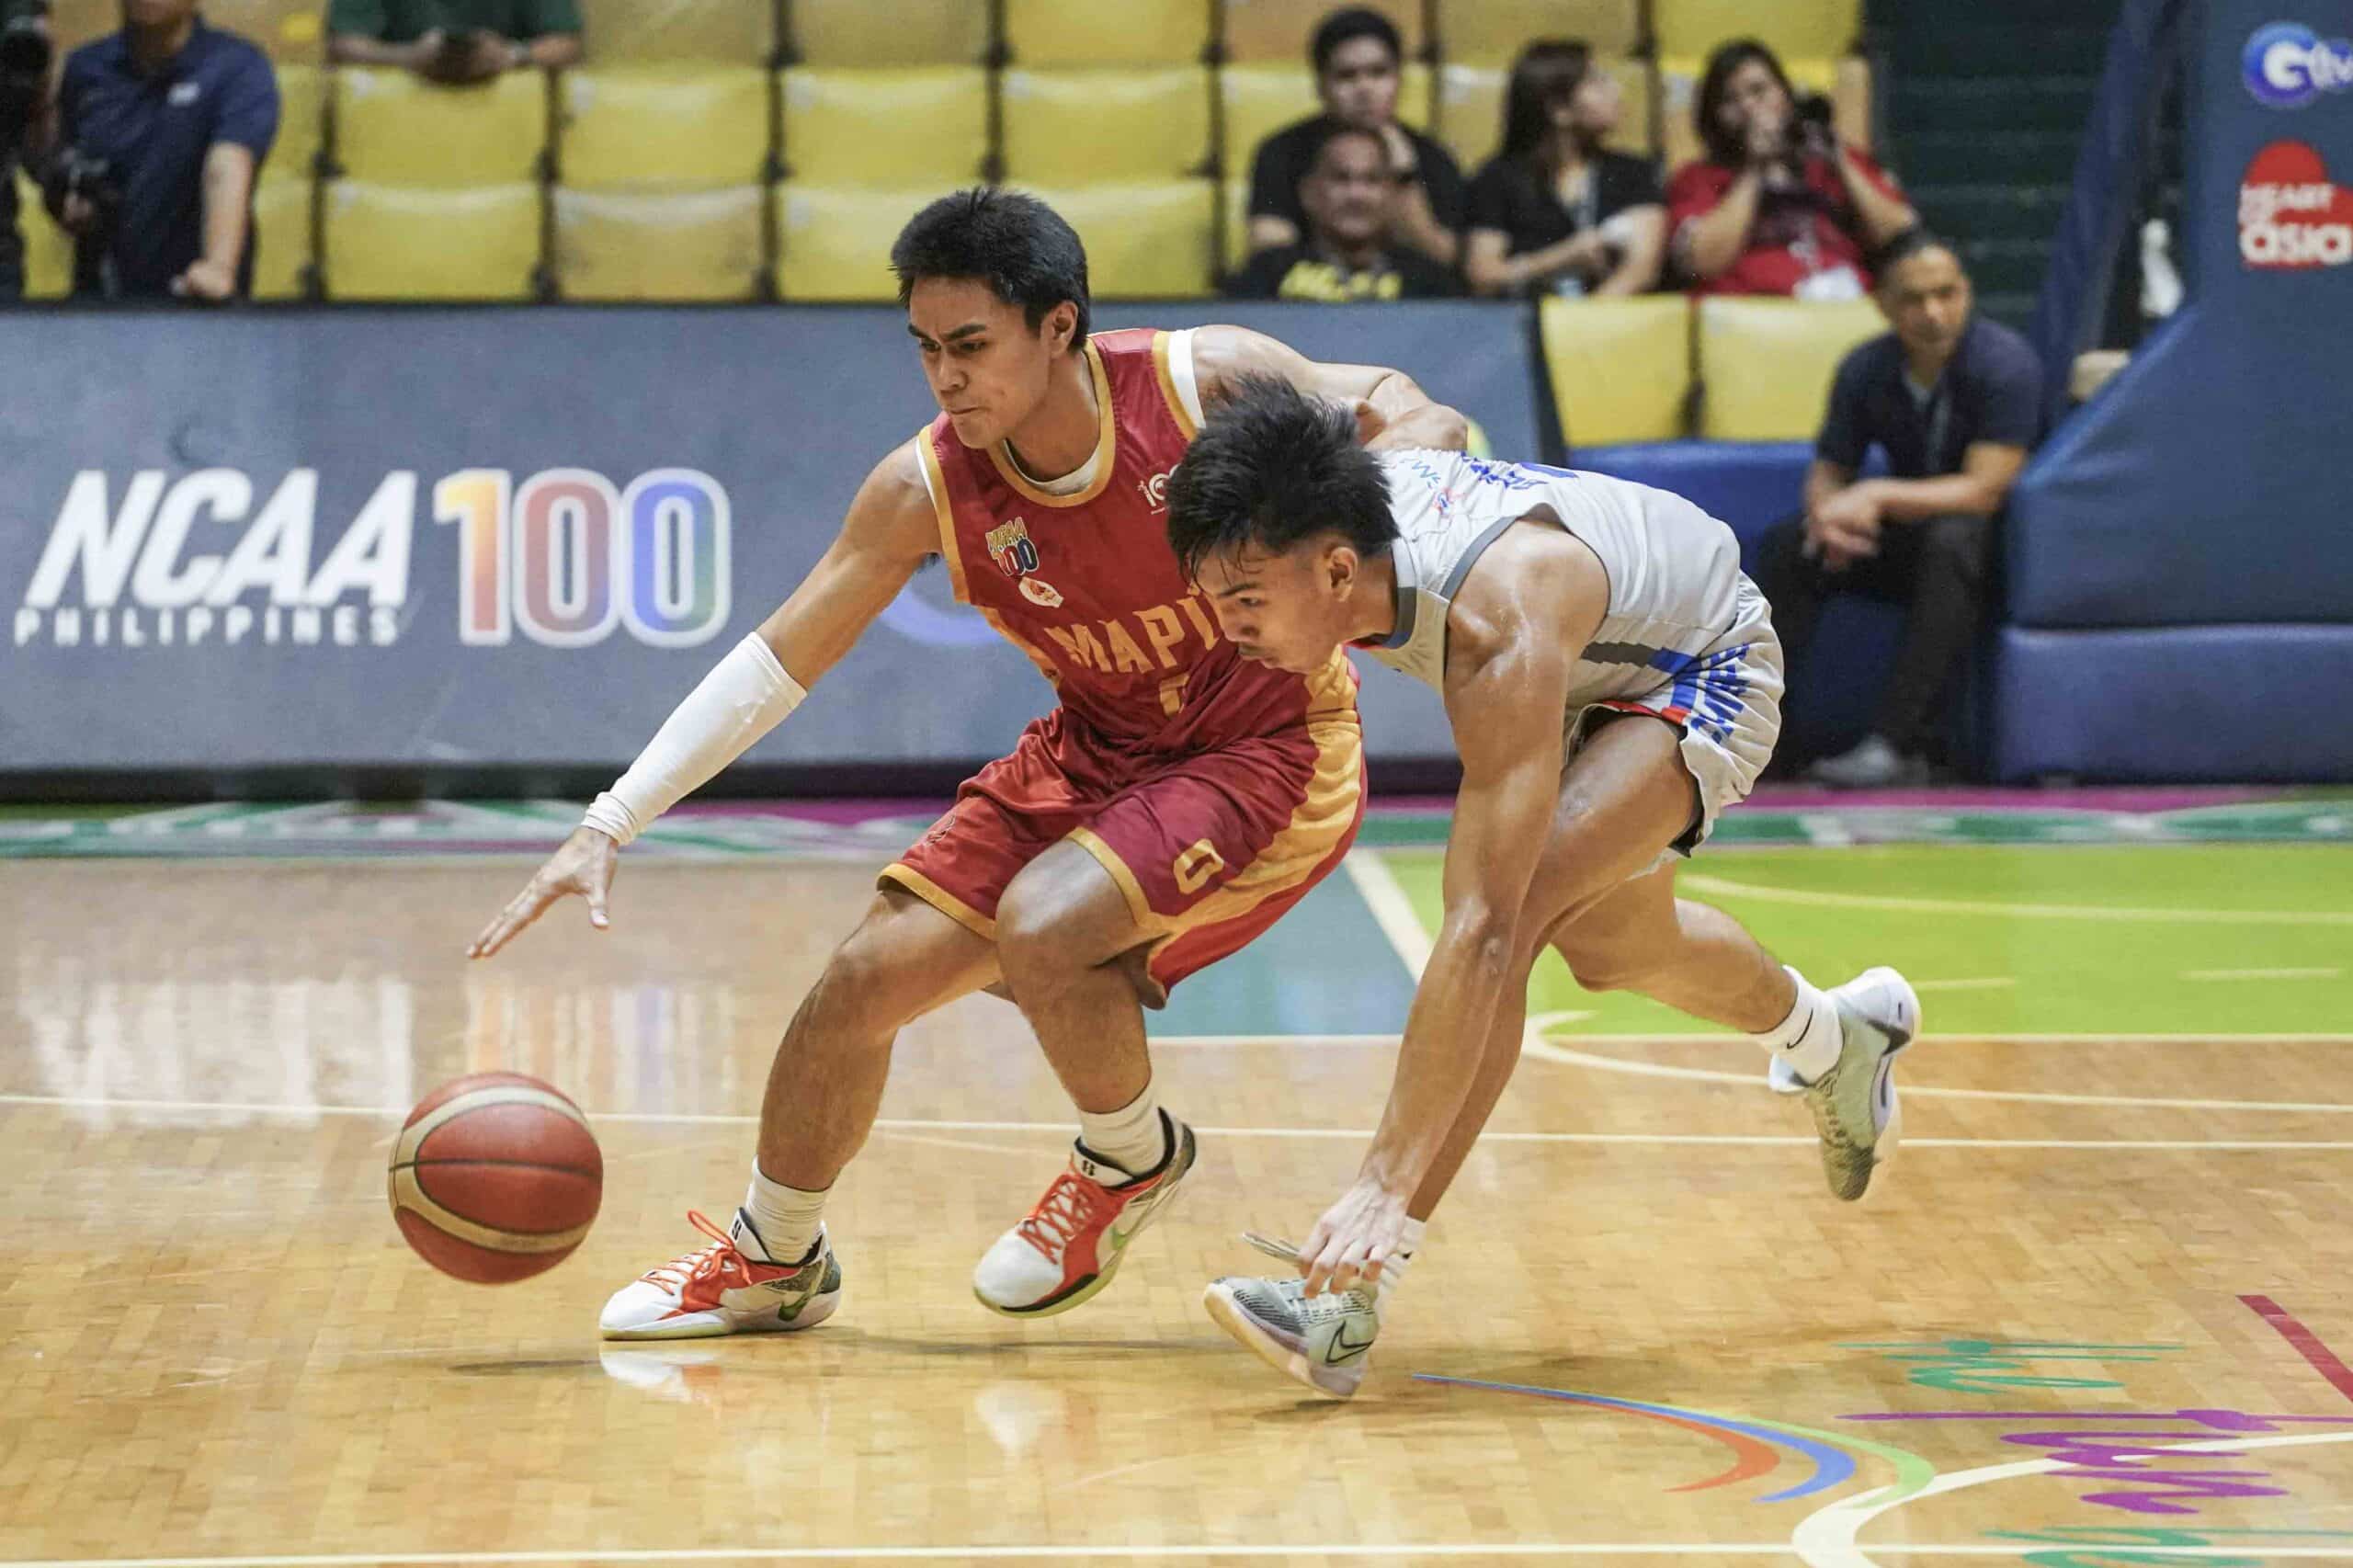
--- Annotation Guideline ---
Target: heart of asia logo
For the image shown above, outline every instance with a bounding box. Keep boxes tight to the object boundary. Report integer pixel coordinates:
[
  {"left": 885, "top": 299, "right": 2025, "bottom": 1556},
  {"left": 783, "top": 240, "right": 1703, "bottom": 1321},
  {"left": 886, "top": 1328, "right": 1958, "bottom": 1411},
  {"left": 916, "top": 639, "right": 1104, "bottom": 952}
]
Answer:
[{"left": 2240, "top": 139, "right": 2353, "bottom": 269}]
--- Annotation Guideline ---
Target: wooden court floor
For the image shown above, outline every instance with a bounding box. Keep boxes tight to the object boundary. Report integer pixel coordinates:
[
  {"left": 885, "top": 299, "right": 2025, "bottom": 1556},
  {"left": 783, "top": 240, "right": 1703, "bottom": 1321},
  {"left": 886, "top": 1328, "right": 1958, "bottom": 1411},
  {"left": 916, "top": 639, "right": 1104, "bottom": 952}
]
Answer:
[{"left": 6, "top": 855, "right": 2353, "bottom": 1567}]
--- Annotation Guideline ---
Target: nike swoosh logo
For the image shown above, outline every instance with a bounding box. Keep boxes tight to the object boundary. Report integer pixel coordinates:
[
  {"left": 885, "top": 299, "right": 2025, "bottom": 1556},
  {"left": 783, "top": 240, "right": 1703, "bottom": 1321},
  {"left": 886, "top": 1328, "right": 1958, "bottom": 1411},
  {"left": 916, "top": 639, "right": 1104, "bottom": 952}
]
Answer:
[{"left": 1324, "top": 1324, "right": 1376, "bottom": 1365}]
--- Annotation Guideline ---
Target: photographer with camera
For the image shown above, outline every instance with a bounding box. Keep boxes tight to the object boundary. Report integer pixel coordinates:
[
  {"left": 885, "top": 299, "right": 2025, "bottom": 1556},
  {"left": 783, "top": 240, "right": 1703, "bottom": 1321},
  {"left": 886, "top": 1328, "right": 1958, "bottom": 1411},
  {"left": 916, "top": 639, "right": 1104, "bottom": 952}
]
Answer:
[
  {"left": 1666, "top": 38, "right": 1915, "bottom": 299},
  {"left": 50, "top": 0, "right": 278, "bottom": 301},
  {"left": 326, "top": 1, "right": 581, "bottom": 84},
  {"left": 1, "top": 0, "right": 57, "bottom": 301}
]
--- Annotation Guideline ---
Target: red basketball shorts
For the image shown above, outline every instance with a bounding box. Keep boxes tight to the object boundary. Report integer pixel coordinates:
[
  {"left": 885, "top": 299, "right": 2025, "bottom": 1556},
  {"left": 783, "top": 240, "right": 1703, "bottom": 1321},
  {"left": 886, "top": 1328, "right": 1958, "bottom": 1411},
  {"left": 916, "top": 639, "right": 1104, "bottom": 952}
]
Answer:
[{"left": 881, "top": 708, "right": 1366, "bottom": 1004}]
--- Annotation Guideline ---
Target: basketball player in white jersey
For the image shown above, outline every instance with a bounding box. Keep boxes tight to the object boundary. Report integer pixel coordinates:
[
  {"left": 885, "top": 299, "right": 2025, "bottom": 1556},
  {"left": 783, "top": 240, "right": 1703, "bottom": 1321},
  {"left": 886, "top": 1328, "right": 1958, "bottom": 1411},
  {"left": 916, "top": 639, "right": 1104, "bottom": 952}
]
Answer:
[{"left": 1163, "top": 377, "right": 1920, "bottom": 1397}]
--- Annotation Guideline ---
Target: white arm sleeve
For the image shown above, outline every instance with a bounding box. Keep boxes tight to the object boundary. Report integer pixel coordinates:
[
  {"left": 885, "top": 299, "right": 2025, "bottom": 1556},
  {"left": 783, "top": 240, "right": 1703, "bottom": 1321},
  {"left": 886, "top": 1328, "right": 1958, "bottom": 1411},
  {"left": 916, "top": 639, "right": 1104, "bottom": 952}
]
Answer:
[{"left": 580, "top": 633, "right": 806, "bottom": 847}]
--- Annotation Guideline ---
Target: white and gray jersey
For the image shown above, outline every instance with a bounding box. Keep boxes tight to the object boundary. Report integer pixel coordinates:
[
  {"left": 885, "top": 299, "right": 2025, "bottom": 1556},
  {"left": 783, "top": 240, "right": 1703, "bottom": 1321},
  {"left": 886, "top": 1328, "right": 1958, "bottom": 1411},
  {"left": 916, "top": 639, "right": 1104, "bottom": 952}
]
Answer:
[{"left": 1359, "top": 450, "right": 1762, "bottom": 733}]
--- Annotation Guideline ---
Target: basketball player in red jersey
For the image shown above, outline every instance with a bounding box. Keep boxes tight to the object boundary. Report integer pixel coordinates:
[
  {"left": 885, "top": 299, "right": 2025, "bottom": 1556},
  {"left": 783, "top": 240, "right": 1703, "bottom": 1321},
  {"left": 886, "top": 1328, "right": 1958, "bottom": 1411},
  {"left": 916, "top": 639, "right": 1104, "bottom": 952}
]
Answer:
[{"left": 467, "top": 188, "right": 1469, "bottom": 1338}]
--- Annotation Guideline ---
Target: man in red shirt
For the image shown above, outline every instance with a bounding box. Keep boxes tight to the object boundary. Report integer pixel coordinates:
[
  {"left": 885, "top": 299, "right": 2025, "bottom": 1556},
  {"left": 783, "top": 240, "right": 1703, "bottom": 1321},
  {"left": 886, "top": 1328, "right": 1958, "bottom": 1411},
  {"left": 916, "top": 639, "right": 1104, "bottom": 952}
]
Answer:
[
  {"left": 1666, "top": 40, "right": 1916, "bottom": 298},
  {"left": 467, "top": 188, "right": 1468, "bottom": 1342}
]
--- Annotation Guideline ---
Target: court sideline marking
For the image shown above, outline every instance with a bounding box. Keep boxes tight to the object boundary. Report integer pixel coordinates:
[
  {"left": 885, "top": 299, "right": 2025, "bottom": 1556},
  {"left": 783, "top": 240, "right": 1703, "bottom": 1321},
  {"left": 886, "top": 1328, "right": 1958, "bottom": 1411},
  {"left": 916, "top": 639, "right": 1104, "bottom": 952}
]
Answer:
[
  {"left": 14, "top": 1541, "right": 2353, "bottom": 1567},
  {"left": 6, "top": 1094, "right": 2345, "bottom": 1150}
]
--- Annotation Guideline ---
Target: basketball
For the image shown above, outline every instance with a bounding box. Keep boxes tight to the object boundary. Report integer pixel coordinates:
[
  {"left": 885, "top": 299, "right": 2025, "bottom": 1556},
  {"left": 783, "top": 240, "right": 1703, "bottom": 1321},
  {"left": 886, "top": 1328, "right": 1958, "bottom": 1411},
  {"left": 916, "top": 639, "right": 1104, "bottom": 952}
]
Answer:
[{"left": 388, "top": 1072, "right": 603, "bottom": 1285}]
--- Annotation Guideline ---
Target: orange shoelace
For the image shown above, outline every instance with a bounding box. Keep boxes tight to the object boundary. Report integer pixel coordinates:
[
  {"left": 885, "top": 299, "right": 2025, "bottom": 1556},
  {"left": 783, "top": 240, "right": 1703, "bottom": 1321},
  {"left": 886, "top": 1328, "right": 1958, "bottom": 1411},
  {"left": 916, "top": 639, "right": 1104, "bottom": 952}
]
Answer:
[
  {"left": 640, "top": 1210, "right": 746, "bottom": 1293},
  {"left": 1016, "top": 1171, "right": 1107, "bottom": 1261}
]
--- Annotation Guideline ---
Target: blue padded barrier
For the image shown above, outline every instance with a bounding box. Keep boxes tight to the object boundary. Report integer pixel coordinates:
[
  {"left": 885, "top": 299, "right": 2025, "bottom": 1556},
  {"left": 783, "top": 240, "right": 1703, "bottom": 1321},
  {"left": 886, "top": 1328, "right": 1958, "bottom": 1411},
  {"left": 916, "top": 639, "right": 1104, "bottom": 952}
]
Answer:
[{"left": 1994, "top": 624, "right": 2353, "bottom": 782}]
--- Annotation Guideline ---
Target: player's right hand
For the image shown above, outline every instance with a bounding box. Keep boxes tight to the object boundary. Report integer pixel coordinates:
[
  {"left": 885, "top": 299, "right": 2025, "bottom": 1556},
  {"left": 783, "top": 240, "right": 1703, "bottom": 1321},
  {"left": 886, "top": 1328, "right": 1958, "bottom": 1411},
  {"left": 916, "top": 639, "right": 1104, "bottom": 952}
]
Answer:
[{"left": 466, "top": 826, "right": 619, "bottom": 959}]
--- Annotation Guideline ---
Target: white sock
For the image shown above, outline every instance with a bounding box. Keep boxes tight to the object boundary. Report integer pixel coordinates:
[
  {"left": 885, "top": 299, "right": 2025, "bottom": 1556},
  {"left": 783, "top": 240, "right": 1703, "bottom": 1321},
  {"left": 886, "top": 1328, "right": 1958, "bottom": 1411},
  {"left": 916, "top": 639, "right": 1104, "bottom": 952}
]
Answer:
[
  {"left": 1374, "top": 1217, "right": 1426, "bottom": 1318},
  {"left": 737, "top": 1165, "right": 828, "bottom": 1265},
  {"left": 1078, "top": 1082, "right": 1167, "bottom": 1177},
  {"left": 1756, "top": 967, "right": 1841, "bottom": 1083}
]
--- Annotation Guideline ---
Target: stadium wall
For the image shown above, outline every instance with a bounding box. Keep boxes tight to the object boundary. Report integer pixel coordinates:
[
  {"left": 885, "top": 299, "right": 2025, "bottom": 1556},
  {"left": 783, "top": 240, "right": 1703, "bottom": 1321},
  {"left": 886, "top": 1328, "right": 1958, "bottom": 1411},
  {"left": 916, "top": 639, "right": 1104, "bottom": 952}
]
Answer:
[{"left": 4, "top": 302, "right": 1538, "bottom": 797}]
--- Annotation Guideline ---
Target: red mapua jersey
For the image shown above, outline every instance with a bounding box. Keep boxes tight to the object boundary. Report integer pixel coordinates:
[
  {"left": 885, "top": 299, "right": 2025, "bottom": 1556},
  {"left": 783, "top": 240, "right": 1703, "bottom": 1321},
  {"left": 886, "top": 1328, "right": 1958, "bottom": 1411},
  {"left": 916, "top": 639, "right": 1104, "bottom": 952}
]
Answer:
[{"left": 915, "top": 328, "right": 1356, "bottom": 750}]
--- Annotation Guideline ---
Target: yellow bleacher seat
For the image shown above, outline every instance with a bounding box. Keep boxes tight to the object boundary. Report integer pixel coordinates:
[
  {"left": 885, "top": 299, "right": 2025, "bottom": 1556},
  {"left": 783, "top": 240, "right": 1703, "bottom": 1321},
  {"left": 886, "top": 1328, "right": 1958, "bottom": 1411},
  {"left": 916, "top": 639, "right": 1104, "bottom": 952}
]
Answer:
[
  {"left": 208, "top": 0, "right": 326, "bottom": 62},
  {"left": 559, "top": 68, "right": 769, "bottom": 188},
  {"left": 334, "top": 67, "right": 548, "bottom": 187},
  {"left": 250, "top": 174, "right": 313, "bottom": 299},
  {"left": 323, "top": 180, "right": 541, "bottom": 300},
  {"left": 781, "top": 68, "right": 990, "bottom": 185},
  {"left": 1433, "top": 56, "right": 1654, "bottom": 172},
  {"left": 1654, "top": 0, "right": 1859, "bottom": 64},
  {"left": 16, "top": 172, "right": 73, "bottom": 299},
  {"left": 1697, "top": 296, "right": 1882, "bottom": 441},
  {"left": 575, "top": 0, "right": 774, "bottom": 64},
  {"left": 1017, "top": 181, "right": 1214, "bottom": 296},
  {"left": 1540, "top": 295, "right": 1691, "bottom": 449},
  {"left": 1657, "top": 55, "right": 1864, "bottom": 174},
  {"left": 790, "top": 0, "right": 991, "bottom": 66},
  {"left": 271, "top": 63, "right": 328, "bottom": 179},
  {"left": 777, "top": 186, "right": 936, "bottom": 301},
  {"left": 1002, "top": 68, "right": 1211, "bottom": 186},
  {"left": 554, "top": 186, "right": 767, "bottom": 301},
  {"left": 1221, "top": 0, "right": 1422, "bottom": 62},
  {"left": 1221, "top": 176, "right": 1249, "bottom": 271},
  {"left": 1003, "top": 0, "right": 1210, "bottom": 68},
  {"left": 1221, "top": 61, "right": 1433, "bottom": 167},
  {"left": 1435, "top": 0, "right": 1641, "bottom": 63}
]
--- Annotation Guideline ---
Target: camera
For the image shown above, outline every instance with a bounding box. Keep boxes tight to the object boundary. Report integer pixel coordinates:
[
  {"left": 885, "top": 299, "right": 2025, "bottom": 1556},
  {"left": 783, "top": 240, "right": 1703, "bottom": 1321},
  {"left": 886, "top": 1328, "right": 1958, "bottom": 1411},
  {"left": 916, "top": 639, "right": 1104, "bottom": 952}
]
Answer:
[
  {"left": 1791, "top": 91, "right": 1838, "bottom": 160},
  {"left": 42, "top": 144, "right": 120, "bottom": 222},
  {"left": 0, "top": 0, "right": 52, "bottom": 149}
]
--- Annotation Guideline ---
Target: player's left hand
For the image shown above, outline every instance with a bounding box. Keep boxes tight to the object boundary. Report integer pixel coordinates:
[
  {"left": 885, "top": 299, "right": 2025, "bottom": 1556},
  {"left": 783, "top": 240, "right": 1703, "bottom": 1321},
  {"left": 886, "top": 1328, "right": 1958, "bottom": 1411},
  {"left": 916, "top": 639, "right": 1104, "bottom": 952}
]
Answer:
[
  {"left": 1298, "top": 1177, "right": 1411, "bottom": 1297},
  {"left": 171, "top": 259, "right": 236, "bottom": 302}
]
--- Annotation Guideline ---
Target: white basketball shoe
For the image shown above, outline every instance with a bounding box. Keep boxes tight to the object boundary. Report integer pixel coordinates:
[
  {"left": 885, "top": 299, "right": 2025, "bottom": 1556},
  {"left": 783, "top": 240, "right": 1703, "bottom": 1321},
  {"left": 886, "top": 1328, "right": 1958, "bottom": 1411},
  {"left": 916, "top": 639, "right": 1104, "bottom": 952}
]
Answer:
[
  {"left": 598, "top": 1209, "right": 842, "bottom": 1340},
  {"left": 1203, "top": 1234, "right": 1381, "bottom": 1399},
  {"left": 1785, "top": 966, "right": 1921, "bottom": 1199}
]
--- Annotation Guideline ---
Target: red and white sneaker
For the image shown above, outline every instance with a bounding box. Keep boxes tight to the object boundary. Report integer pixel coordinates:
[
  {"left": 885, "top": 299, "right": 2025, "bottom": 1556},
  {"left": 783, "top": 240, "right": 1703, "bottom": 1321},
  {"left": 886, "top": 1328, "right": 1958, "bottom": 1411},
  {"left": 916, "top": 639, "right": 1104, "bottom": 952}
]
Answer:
[
  {"left": 598, "top": 1209, "right": 842, "bottom": 1340},
  {"left": 972, "top": 1110, "right": 1197, "bottom": 1317}
]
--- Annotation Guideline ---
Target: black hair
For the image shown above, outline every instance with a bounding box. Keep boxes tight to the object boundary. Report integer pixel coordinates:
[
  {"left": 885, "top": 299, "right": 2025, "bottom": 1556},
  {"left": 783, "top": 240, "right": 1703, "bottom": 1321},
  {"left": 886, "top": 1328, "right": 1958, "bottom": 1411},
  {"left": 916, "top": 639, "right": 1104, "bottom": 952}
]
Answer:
[
  {"left": 1310, "top": 6, "right": 1403, "bottom": 76},
  {"left": 1497, "top": 39, "right": 1595, "bottom": 176},
  {"left": 890, "top": 187, "right": 1091, "bottom": 349},
  {"left": 1308, "top": 118, "right": 1389, "bottom": 169},
  {"left": 1165, "top": 377, "right": 1395, "bottom": 581},
  {"left": 1695, "top": 38, "right": 1794, "bottom": 168},
  {"left": 1873, "top": 226, "right": 1958, "bottom": 278}
]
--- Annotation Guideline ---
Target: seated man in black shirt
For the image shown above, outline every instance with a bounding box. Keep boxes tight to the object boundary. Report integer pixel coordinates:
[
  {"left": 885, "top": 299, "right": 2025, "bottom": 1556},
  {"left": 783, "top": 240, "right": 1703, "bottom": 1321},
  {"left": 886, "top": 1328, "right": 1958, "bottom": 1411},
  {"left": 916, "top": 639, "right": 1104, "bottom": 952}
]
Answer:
[
  {"left": 1756, "top": 231, "right": 2044, "bottom": 787},
  {"left": 1245, "top": 6, "right": 1463, "bottom": 271},
  {"left": 1226, "top": 122, "right": 1459, "bottom": 301}
]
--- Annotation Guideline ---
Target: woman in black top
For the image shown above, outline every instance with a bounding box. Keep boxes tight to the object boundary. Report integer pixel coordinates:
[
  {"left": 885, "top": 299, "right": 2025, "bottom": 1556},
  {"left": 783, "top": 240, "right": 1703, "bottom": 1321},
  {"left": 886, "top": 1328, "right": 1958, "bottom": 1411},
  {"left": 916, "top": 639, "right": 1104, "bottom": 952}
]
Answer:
[{"left": 1463, "top": 40, "right": 1666, "bottom": 298}]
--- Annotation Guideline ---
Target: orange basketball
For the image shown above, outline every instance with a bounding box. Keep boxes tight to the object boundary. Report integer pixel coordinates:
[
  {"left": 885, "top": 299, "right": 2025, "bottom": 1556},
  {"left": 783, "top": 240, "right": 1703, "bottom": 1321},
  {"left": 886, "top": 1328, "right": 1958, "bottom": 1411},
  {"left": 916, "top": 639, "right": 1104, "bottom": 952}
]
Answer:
[{"left": 388, "top": 1072, "right": 603, "bottom": 1285}]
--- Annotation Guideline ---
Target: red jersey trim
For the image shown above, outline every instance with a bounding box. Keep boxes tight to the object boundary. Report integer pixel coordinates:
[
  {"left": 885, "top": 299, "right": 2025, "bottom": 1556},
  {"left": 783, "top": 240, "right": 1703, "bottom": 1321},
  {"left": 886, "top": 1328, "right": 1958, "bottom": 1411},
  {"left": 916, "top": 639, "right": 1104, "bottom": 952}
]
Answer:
[
  {"left": 1150, "top": 332, "right": 1199, "bottom": 440},
  {"left": 984, "top": 340, "right": 1118, "bottom": 509}
]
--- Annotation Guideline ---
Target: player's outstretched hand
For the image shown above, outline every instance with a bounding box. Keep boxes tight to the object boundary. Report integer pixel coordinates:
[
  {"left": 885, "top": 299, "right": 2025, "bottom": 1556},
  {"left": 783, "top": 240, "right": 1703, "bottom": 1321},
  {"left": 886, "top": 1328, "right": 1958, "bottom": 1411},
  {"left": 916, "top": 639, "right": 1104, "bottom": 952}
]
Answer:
[
  {"left": 466, "top": 826, "right": 620, "bottom": 960},
  {"left": 1299, "top": 1176, "right": 1411, "bottom": 1298}
]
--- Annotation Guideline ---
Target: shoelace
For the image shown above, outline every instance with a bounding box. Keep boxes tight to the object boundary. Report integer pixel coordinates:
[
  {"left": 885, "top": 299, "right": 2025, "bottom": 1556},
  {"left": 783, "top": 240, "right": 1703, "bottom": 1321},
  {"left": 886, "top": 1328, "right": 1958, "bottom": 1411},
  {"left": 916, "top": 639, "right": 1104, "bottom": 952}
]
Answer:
[
  {"left": 1016, "top": 1171, "right": 1106, "bottom": 1261},
  {"left": 1240, "top": 1233, "right": 1373, "bottom": 1320},
  {"left": 640, "top": 1210, "right": 744, "bottom": 1293}
]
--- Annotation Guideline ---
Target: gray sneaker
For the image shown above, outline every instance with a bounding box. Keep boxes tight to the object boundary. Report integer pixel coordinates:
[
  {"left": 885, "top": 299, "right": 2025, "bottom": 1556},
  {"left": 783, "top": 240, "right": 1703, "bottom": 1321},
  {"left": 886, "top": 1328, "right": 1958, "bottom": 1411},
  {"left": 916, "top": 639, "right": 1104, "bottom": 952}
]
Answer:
[
  {"left": 1203, "top": 1234, "right": 1381, "bottom": 1399},
  {"left": 1807, "top": 734, "right": 1930, "bottom": 790},
  {"left": 1798, "top": 967, "right": 1920, "bottom": 1200}
]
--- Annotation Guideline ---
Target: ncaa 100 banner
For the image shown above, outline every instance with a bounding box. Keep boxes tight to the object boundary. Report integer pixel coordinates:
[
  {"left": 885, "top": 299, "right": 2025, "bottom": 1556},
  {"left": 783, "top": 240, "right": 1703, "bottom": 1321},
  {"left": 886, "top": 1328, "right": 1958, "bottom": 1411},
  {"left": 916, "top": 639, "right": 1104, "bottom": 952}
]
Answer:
[{"left": 1, "top": 304, "right": 1544, "bottom": 775}]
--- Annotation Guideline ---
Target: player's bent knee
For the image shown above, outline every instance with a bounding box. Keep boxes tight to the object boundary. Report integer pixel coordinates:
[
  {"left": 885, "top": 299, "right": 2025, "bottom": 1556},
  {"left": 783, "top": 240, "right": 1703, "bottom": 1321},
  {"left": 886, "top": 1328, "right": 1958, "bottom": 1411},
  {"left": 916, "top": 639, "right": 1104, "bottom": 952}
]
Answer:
[{"left": 995, "top": 846, "right": 1136, "bottom": 976}]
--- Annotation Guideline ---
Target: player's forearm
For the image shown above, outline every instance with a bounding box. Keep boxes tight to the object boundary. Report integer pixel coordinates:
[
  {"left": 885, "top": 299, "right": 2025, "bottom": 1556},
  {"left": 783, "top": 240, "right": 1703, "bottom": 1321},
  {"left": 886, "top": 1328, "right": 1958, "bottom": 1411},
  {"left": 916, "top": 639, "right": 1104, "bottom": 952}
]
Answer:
[
  {"left": 580, "top": 634, "right": 807, "bottom": 846},
  {"left": 1357, "top": 918, "right": 1518, "bottom": 1196}
]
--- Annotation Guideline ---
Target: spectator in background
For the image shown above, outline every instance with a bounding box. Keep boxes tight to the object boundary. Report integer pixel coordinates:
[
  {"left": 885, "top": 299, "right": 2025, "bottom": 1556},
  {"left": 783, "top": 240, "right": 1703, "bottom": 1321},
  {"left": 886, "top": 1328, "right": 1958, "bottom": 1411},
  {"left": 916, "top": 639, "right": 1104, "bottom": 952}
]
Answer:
[
  {"left": 1667, "top": 38, "right": 1914, "bottom": 299},
  {"left": 1227, "top": 122, "right": 1459, "bottom": 301},
  {"left": 1246, "top": 6, "right": 1462, "bottom": 270},
  {"left": 0, "top": 0, "right": 57, "bottom": 301},
  {"left": 1756, "top": 233, "right": 2043, "bottom": 787},
  {"left": 1463, "top": 40, "right": 1665, "bottom": 298},
  {"left": 50, "top": 0, "right": 277, "bottom": 301},
  {"left": 327, "top": 0, "right": 582, "bottom": 81}
]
